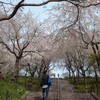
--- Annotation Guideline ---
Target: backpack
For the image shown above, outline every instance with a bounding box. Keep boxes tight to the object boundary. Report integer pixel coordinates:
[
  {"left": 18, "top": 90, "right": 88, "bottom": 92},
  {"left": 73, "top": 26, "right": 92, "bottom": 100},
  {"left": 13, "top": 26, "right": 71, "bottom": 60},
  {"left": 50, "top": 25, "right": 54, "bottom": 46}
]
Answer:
[{"left": 48, "top": 76, "right": 52, "bottom": 86}]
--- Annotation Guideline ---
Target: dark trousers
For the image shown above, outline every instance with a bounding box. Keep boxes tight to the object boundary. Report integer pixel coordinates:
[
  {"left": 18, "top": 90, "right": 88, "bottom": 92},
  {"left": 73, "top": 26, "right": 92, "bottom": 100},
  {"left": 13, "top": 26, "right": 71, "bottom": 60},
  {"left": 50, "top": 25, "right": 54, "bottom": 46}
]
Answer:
[{"left": 42, "top": 87, "right": 49, "bottom": 100}]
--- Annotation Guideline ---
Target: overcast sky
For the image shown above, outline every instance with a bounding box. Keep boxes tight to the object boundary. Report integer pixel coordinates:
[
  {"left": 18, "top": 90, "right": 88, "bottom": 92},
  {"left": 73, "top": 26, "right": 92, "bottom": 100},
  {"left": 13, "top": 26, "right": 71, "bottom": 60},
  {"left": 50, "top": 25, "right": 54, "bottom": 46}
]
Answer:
[{"left": 23, "top": 0, "right": 59, "bottom": 22}]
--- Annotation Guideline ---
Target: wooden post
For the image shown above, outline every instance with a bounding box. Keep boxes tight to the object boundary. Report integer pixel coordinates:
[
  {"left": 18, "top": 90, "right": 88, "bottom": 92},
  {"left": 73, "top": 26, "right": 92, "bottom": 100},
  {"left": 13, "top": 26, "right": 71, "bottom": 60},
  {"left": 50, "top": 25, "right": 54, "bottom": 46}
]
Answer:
[{"left": 58, "top": 74, "right": 61, "bottom": 100}]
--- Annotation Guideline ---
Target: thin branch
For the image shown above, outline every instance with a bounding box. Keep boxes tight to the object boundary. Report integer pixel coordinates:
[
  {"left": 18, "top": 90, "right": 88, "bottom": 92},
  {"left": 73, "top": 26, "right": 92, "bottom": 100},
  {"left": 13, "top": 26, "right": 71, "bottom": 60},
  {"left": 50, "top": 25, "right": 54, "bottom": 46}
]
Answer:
[
  {"left": 22, "top": 52, "right": 30, "bottom": 58},
  {"left": 0, "top": 1, "right": 14, "bottom": 5},
  {"left": 67, "top": 0, "right": 100, "bottom": 8},
  {"left": 0, "top": 38, "right": 16, "bottom": 56},
  {"left": 79, "top": 2, "right": 100, "bottom": 8},
  {"left": 21, "top": 0, "right": 52, "bottom": 7},
  {"left": 22, "top": 42, "right": 30, "bottom": 51},
  {"left": 58, "top": 4, "right": 79, "bottom": 32},
  {"left": 10, "top": 39, "right": 20, "bottom": 52}
]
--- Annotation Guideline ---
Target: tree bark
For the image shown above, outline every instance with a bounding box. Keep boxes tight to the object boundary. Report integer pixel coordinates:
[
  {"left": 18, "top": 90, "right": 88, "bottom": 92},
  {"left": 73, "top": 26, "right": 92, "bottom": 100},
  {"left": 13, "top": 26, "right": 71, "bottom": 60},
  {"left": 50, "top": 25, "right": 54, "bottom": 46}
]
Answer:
[
  {"left": 15, "top": 57, "right": 21, "bottom": 77},
  {"left": 94, "top": 69, "right": 99, "bottom": 94}
]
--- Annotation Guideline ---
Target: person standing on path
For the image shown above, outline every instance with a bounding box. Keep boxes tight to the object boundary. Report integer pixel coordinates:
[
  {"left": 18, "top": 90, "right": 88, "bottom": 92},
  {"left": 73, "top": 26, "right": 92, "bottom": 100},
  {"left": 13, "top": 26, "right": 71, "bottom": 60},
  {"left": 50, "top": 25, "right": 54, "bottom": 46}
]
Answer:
[{"left": 40, "top": 70, "right": 52, "bottom": 100}]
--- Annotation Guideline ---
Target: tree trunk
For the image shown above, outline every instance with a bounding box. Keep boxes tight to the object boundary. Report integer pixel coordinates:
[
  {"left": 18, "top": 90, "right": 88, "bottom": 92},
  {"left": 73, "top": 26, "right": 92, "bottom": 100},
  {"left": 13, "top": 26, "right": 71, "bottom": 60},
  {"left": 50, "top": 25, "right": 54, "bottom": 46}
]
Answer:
[
  {"left": 15, "top": 57, "right": 21, "bottom": 77},
  {"left": 83, "top": 71, "right": 87, "bottom": 92},
  {"left": 83, "top": 70, "right": 86, "bottom": 86},
  {"left": 68, "top": 69, "right": 71, "bottom": 78},
  {"left": 77, "top": 69, "right": 80, "bottom": 83},
  {"left": 94, "top": 69, "right": 99, "bottom": 94},
  {"left": 72, "top": 71, "right": 76, "bottom": 84}
]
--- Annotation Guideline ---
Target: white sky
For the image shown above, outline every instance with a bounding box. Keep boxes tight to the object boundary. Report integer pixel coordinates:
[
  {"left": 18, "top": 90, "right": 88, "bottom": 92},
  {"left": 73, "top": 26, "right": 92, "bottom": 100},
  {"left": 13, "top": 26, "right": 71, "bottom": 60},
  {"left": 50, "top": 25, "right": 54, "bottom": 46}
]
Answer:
[
  {"left": 51, "top": 66, "right": 67, "bottom": 78},
  {"left": 23, "top": 0, "right": 59, "bottom": 22},
  {"left": 2, "top": 0, "right": 59, "bottom": 21}
]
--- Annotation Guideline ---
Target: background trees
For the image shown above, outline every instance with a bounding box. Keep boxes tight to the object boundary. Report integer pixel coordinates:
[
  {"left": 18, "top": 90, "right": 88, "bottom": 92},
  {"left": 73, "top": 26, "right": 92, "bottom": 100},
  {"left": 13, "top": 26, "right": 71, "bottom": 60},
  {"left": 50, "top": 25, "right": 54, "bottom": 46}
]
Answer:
[{"left": 0, "top": 13, "right": 41, "bottom": 77}]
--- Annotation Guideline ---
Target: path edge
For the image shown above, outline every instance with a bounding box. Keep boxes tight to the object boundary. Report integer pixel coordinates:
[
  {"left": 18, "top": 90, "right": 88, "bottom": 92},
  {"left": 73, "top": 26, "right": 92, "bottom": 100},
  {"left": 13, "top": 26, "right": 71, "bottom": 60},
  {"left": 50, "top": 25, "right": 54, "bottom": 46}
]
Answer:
[
  {"left": 21, "top": 91, "right": 29, "bottom": 100},
  {"left": 91, "top": 93, "right": 100, "bottom": 100}
]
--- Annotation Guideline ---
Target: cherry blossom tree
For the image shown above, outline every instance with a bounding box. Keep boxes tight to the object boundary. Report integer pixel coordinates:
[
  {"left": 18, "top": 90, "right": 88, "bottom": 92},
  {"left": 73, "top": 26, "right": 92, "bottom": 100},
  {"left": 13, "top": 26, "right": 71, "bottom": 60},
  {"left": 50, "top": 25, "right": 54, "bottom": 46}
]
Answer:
[{"left": 0, "top": 13, "right": 40, "bottom": 77}]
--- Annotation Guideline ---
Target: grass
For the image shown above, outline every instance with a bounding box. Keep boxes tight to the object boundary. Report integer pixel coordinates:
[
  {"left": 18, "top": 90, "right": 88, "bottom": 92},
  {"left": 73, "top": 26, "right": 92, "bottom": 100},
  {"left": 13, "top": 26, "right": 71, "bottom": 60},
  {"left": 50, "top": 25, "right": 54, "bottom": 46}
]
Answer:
[
  {"left": 0, "top": 76, "right": 42, "bottom": 100},
  {"left": 17, "top": 76, "right": 41, "bottom": 91},
  {"left": 68, "top": 77, "right": 100, "bottom": 97},
  {"left": 0, "top": 81, "right": 26, "bottom": 100}
]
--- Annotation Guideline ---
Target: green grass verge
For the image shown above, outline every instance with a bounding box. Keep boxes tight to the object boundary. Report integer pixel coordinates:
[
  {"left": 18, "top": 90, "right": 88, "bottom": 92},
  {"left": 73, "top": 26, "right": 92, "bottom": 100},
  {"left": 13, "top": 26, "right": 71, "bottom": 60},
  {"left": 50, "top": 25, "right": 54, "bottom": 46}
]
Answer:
[
  {"left": 0, "top": 81, "right": 26, "bottom": 100},
  {"left": 17, "top": 76, "right": 41, "bottom": 92},
  {"left": 68, "top": 77, "right": 100, "bottom": 97}
]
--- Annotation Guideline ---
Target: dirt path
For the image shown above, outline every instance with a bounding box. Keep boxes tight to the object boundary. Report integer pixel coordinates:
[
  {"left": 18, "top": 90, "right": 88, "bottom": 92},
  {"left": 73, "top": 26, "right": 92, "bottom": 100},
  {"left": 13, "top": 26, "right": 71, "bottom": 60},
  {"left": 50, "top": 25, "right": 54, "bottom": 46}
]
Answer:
[{"left": 22, "top": 79, "right": 97, "bottom": 100}]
